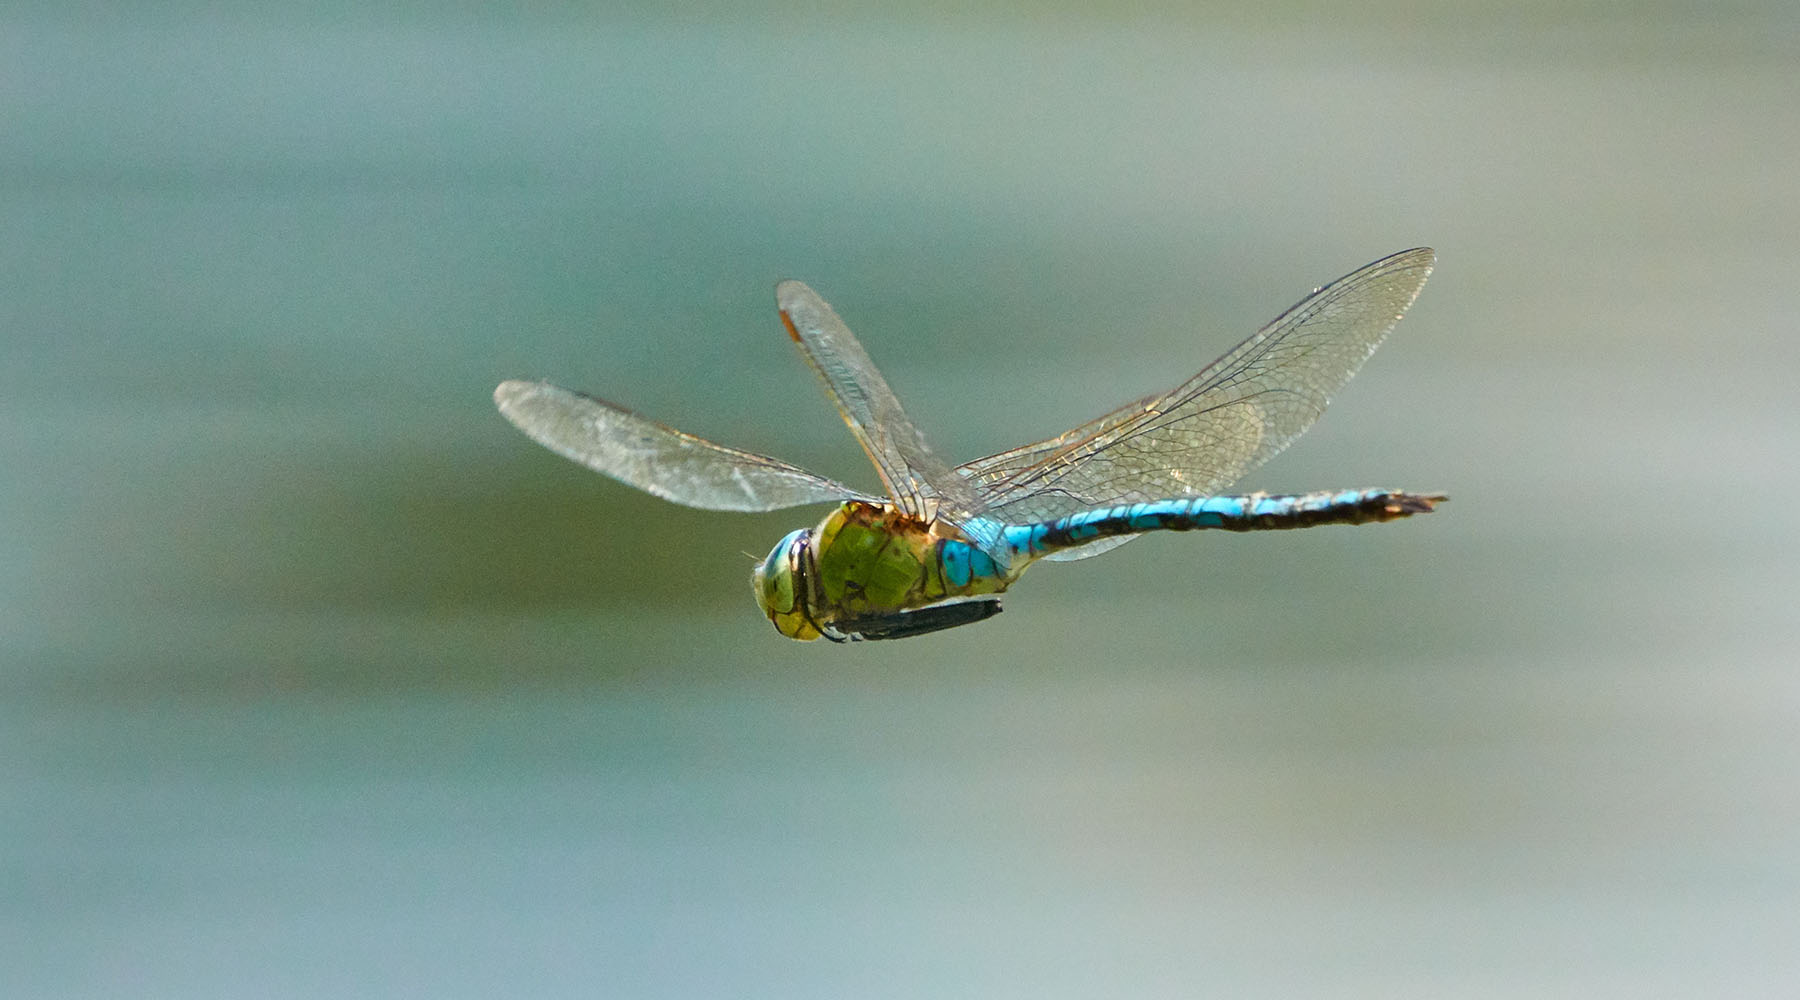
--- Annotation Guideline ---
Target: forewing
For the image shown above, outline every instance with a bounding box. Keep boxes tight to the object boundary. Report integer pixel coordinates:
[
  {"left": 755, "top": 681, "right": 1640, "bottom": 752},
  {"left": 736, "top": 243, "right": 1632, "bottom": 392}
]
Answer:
[
  {"left": 777, "top": 281, "right": 1002, "bottom": 554},
  {"left": 494, "top": 380, "right": 874, "bottom": 512},
  {"left": 960, "top": 248, "right": 1436, "bottom": 526}
]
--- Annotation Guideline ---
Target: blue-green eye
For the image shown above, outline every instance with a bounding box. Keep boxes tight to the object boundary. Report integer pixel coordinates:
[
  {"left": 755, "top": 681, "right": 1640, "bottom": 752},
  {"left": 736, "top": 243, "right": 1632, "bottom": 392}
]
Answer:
[
  {"left": 762, "top": 529, "right": 805, "bottom": 581},
  {"left": 754, "top": 529, "right": 808, "bottom": 612}
]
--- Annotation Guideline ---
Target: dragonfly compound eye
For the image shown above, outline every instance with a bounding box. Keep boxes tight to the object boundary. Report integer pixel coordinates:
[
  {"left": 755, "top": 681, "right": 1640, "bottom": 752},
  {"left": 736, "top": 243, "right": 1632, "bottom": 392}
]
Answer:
[{"left": 752, "top": 528, "right": 823, "bottom": 641}]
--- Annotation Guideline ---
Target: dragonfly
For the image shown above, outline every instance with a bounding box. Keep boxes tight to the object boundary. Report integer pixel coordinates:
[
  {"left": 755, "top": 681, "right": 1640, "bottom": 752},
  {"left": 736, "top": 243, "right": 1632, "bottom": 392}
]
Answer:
[{"left": 495, "top": 247, "right": 1444, "bottom": 641}]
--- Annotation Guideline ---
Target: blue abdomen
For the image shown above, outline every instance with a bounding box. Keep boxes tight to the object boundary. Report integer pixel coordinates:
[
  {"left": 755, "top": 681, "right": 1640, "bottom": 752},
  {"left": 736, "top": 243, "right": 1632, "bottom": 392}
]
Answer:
[{"left": 1006, "top": 489, "right": 1443, "bottom": 559}]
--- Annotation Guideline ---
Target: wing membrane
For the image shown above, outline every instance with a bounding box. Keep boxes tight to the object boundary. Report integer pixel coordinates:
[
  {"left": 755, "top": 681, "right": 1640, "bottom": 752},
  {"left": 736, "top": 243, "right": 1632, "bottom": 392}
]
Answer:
[
  {"left": 960, "top": 248, "right": 1435, "bottom": 528},
  {"left": 495, "top": 380, "right": 873, "bottom": 512},
  {"left": 777, "top": 281, "right": 1002, "bottom": 554}
]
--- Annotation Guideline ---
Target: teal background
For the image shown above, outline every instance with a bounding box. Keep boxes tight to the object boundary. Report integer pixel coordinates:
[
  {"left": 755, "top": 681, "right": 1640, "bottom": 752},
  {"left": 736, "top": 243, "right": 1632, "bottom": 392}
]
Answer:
[{"left": 7, "top": 3, "right": 1798, "bottom": 996}]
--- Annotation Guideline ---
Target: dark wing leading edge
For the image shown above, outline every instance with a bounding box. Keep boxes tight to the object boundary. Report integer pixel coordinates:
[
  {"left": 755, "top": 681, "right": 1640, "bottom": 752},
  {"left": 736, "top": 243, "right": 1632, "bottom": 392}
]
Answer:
[
  {"left": 777, "top": 281, "right": 1004, "bottom": 556},
  {"left": 495, "top": 380, "right": 878, "bottom": 512},
  {"left": 958, "top": 248, "right": 1436, "bottom": 554}
]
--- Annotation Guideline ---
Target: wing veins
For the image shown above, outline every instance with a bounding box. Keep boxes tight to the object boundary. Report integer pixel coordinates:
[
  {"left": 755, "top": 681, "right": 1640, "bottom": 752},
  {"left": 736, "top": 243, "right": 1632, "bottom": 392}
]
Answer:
[{"left": 959, "top": 248, "right": 1435, "bottom": 527}]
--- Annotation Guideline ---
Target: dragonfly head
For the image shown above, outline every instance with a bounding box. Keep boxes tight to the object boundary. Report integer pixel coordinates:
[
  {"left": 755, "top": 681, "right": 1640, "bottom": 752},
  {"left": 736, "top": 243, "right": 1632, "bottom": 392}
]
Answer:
[{"left": 752, "top": 527, "right": 826, "bottom": 641}]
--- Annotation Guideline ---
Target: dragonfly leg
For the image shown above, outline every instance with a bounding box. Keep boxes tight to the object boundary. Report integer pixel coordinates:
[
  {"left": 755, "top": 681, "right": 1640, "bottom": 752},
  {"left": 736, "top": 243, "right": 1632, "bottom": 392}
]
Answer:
[{"left": 828, "top": 598, "right": 1004, "bottom": 641}]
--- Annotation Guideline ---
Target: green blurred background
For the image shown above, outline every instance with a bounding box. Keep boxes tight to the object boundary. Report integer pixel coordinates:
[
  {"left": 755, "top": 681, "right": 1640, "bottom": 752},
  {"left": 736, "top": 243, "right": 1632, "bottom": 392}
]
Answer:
[{"left": 7, "top": 2, "right": 1798, "bottom": 996}]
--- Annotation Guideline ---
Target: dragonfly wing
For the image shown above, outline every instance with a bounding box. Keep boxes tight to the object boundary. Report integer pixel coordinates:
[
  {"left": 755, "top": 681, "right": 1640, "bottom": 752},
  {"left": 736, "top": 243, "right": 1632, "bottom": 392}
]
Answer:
[
  {"left": 960, "top": 248, "right": 1436, "bottom": 525},
  {"left": 495, "top": 380, "right": 875, "bottom": 512},
  {"left": 777, "top": 281, "right": 1004, "bottom": 555},
  {"left": 1038, "top": 535, "right": 1139, "bottom": 562}
]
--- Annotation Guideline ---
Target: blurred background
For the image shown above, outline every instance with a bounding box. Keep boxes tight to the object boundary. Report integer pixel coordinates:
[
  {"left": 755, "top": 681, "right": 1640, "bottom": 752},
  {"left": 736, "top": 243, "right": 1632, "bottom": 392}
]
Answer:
[{"left": 6, "top": 2, "right": 1798, "bottom": 996}]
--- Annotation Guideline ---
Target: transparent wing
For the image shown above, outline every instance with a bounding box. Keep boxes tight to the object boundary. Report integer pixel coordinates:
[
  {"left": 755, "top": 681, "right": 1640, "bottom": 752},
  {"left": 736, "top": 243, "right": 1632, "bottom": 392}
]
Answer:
[
  {"left": 495, "top": 380, "right": 876, "bottom": 512},
  {"left": 960, "top": 248, "right": 1436, "bottom": 532},
  {"left": 777, "top": 281, "right": 1003, "bottom": 554},
  {"left": 1038, "top": 536, "right": 1137, "bottom": 563}
]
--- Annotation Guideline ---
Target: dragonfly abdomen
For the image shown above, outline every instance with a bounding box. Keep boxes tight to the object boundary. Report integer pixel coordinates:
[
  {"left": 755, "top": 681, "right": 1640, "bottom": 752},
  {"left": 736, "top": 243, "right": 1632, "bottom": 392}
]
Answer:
[
  {"left": 1010, "top": 489, "right": 1445, "bottom": 558},
  {"left": 936, "top": 536, "right": 1006, "bottom": 589}
]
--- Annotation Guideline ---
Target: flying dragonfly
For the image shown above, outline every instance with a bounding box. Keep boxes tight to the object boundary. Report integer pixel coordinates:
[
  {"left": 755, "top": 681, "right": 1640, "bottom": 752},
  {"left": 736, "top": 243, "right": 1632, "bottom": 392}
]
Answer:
[{"left": 495, "top": 247, "right": 1444, "bottom": 641}]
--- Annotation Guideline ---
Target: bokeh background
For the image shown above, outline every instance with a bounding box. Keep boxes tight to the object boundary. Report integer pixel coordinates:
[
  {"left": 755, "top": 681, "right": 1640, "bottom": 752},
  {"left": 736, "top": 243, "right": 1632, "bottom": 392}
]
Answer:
[{"left": 7, "top": 2, "right": 1798, "bottom": 997}]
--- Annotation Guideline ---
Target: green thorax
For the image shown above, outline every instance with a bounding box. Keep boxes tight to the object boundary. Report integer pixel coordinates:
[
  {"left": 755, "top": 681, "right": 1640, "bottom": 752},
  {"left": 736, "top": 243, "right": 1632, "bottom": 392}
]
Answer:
[{"left": 811, "top": 501, "right": 1011, "bottom": 621}]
